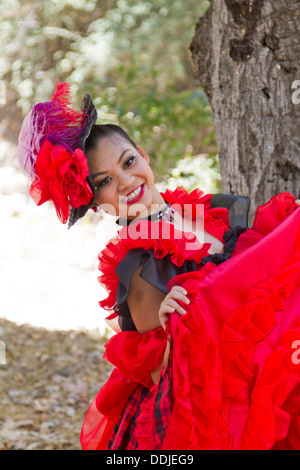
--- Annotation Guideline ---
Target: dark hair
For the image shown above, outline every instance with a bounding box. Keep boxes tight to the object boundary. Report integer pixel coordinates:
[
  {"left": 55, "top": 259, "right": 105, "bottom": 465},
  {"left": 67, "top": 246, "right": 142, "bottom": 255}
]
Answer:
[
  {"left": 68, "top": 124, "right": 136, "bottom": 228},
  {"left": 85, "top": 124, "right": 137, "bottom": 154}
]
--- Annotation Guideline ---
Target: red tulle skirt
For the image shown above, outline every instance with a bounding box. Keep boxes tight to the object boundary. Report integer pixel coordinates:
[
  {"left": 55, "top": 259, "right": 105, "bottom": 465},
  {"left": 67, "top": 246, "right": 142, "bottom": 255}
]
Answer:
[{"left": 81, "top": 206, "right": 300, "bottom": 450}]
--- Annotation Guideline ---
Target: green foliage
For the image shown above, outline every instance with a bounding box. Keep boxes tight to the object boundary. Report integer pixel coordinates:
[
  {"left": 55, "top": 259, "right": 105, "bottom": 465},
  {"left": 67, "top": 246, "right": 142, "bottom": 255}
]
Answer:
[
  {"left": 1, "top": 0, "right": 219, "bottom": 186},
  {"left": 161, "top": 153, "right": 222, "bottom": 194},
  {"left": 85, "top": 75, "right": 215, "bottom": 179}
]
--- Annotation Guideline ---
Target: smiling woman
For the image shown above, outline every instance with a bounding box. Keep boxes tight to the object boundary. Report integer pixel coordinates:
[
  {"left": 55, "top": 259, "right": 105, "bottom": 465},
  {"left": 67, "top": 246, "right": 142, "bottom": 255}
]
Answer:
[
  {"left": 18, "top": 81, "right": 300, "bottom": 451},
  {"left": 84, "top": 124, "right": 167, "bottom": 221}
]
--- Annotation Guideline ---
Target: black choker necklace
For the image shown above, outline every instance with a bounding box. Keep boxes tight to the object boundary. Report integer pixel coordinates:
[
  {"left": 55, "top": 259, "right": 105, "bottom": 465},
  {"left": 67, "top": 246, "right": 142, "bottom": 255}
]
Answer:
[{"left": 116, "top": 202, "right": 175, "bottom": 226}]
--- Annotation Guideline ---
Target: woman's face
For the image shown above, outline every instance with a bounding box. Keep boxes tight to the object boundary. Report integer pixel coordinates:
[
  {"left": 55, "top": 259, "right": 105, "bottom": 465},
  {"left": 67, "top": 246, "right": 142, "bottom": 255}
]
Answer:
[{"left": 86, "top": 135, "right": 164, "bottom": 219}]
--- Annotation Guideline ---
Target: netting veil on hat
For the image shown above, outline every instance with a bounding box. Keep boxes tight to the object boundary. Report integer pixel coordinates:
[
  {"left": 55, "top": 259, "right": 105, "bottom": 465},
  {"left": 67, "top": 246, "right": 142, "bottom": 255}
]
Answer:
[{"left": 18, "top": 80, "right": 98, "bottom": 227}]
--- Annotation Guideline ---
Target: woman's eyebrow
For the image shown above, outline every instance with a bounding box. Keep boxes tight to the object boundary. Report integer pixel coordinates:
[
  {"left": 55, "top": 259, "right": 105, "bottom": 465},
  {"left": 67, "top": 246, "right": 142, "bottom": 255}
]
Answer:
[{"left": 91, "top": 148, "right": 131, "bottom": 178}]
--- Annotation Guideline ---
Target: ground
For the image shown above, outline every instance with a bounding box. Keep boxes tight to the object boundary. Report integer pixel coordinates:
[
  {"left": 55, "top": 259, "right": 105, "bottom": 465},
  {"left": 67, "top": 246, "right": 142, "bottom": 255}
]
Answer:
[{"left": 0, "top": 318, "right": 112, "bottom": 450}]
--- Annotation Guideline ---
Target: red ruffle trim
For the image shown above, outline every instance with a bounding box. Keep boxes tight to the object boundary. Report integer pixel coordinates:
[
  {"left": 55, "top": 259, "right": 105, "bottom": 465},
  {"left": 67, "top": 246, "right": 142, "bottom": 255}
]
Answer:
[
  {"left": 252, "top": 192, "right": 299, "bottom": 236},
  {"left": 80, "top": 368, "right": 138, "bottom": 450},
  {"left": 98, "top": 187, "right": 229, "bottom": 314},
  {"left": 161, "top": 186, "right": 230, "bottom": 241},
  {"left": 80, "top": 327, "right": 168, "bottom": 450},
  {"left": 103, "top": 327, "right": 168, "bottom": 389},
  {"left": 160, "top": 187, "right": 213, "bottom": 210},
  {"left": 81, "top": 202, "right": 300, "bottom": 450},
  {"left": 162, "top": 208, "right": 300, "bottom": 450},
  {"left": 232, "top": 192, "right": 299, "bottom": 257},
  {"left": 98, "top": 220, "right": 211, "bottom": 313}
]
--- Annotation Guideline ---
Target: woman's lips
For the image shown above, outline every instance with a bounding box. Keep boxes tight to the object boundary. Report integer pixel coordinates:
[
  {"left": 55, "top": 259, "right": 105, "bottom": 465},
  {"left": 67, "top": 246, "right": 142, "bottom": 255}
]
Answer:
[{"left": 123, "top": 184, "right": 145, "bottom": 204}]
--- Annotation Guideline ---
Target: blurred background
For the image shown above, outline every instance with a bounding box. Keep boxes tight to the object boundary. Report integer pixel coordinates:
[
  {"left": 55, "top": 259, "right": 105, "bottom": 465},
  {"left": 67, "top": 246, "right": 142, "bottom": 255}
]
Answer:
[
  {"left": 0, "top": 0, "right": 221, "bottom": 333},
  {"left": 0, "top": 0, "right": 221, "bottom": 449}
]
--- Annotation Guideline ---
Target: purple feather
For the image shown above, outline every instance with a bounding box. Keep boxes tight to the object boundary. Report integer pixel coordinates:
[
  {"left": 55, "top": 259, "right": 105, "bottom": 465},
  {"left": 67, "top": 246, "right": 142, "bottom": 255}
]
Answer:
[{"left": 18, "top": 82, "right": 86, "bottom": 180}]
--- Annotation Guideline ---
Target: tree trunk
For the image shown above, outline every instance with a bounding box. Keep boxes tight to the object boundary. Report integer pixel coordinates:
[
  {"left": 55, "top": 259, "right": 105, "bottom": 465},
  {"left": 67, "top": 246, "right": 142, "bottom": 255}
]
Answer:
[{"left": 190, "top": 0, "right": 300, "bottom": 223}]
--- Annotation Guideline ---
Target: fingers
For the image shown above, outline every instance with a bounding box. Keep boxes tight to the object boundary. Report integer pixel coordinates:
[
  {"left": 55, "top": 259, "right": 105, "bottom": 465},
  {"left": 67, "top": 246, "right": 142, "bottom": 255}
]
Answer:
[
  {"left": 170, "top": 286, "right": 188, "bottom": 295},
  {"left": 295, "top": 199, "right": 300, "bottom": 206},
  {"left": 159, "top": 286, "right": 190, "bottom": 329},
  {"left": 167, "top": 298, "right": 187, "bottom": 315},
  {"left": 167, "top": 286, "right": 190, "bottom": 311},
  {"left": 168, "top": 286, "right": 189, "bottom": 302}
]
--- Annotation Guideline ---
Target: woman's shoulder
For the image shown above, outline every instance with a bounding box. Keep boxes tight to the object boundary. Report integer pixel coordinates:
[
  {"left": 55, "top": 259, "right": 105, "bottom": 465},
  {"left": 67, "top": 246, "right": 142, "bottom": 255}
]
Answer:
[{"left": 97, "top": 218, "right": 210, "bottom": 309}]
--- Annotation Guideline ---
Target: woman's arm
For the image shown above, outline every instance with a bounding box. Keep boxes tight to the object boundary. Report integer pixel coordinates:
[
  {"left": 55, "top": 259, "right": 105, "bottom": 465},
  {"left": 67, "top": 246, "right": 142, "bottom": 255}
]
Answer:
[
  {"left": 126, "top": 266, "right": 168, "bottom": 384},
  {"left": 126, "top": 265, "right": 166, "bottom": 333},
  {"left": 127, "top": 266, "right": 189, "bottom": 333},
  {"left": 127, "top": 267, "right": 189, "bottom": 384}
]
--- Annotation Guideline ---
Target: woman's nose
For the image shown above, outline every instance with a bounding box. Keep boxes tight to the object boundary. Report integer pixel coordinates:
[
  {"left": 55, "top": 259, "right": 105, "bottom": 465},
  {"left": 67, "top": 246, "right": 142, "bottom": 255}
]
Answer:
[{"left": 118, "top": 173, "right": 135, "bottom": 191}]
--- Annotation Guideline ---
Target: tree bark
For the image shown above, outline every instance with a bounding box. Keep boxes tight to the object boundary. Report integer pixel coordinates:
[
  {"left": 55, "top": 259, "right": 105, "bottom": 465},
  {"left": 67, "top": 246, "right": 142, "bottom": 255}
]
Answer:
[{"left": 190, "top": 0, "right": 300, "bottom": 223}]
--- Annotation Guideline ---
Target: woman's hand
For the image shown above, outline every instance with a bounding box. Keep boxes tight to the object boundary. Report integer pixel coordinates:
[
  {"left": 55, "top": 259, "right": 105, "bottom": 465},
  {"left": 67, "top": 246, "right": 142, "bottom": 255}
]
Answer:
[
  {"left": 296, "top": 200, "right": 300, "bottom": 205},
  {"left": 158, "top": 285, "right": 190, "bottom": 330}
]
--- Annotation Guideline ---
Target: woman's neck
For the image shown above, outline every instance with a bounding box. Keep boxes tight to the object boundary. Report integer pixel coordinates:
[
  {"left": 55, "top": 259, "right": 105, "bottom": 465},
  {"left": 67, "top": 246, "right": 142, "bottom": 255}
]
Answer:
[
  {"left": 128, "top": 187, "right": 167, "bottom": 220},
  {"left": 118, "top": 187, "right": 169, "bottom": 225}
]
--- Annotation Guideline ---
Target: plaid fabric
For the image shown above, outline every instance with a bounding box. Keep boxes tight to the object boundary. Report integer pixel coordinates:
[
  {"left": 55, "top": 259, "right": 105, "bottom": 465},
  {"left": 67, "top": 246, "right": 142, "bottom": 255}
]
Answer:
[
  {"left": 106, "top": 385, "right": 152, "bottom": 450},
  {"left": 106, "top": 344, "right": 173, "bottom": 450},
  {"left": 152, "top": 345, "right": 173, "bottom": 449}
]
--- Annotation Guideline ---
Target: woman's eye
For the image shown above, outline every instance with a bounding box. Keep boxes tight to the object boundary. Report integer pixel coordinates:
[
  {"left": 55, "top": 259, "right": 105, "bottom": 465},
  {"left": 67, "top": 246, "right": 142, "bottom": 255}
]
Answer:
[
  {"left": 96, "top": 177, "right": 111, "bottom": 189},
  {"left": 95, "top": 155, "right": 135, "bottom": 190},
  {"left": 124, "top": 155, "right": 136, "bottom": 168}
]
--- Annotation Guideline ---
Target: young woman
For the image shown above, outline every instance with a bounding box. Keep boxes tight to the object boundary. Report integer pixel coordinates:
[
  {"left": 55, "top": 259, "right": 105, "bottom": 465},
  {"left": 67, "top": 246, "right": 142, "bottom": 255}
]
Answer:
[{"left": 18, "top": 81, "right": 300, "bottom": 450}]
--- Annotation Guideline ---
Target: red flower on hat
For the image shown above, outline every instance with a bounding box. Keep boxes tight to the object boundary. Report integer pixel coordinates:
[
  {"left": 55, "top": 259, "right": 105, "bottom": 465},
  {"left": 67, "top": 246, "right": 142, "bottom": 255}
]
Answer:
[{"left": 29, "top": 139, "right": 93, "bottom": 224}]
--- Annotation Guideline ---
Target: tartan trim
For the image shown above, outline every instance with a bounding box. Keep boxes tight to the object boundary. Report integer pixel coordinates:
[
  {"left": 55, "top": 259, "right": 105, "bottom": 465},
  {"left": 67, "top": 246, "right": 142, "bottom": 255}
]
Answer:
[
  {"left": 106, "top": 385, "right": 151, "bottom": 450},
  {"left": 153, "top": 345, "right": 173, "bottom": 448},
  {"left": 106, "top": 344, "right": 173, "bottom": 450}
]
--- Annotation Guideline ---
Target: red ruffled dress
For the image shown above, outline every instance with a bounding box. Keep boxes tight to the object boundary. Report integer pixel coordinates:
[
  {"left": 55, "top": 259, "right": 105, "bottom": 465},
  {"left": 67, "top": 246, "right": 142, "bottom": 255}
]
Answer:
[{"left": 80, "top": 188, "right": 300, "bottom": 450}]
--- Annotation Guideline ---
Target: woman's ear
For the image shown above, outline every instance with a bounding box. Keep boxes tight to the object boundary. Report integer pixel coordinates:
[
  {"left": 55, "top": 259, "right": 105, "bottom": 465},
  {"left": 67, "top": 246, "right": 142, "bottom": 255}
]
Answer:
[{"left": 136, "top": 145, "right": 150, "bottom": 164}]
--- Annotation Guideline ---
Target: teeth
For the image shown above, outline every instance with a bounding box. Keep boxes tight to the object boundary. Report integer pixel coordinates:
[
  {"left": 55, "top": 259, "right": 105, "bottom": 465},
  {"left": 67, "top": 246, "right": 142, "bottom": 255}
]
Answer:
[{"left": 124, "top": 185, "right": 142, "bottom": 202}]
